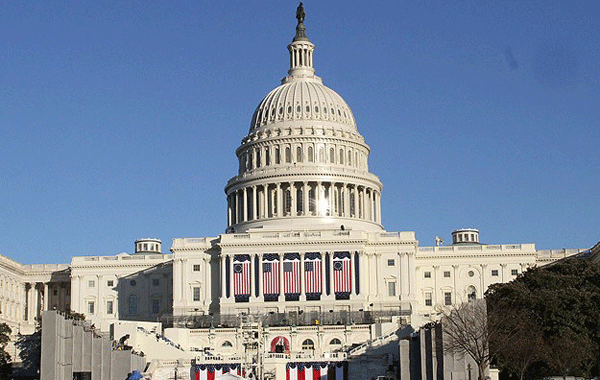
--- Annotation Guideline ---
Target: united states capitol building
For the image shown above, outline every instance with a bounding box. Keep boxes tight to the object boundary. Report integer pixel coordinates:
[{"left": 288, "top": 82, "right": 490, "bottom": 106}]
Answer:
[{"left": 3, "top": 5, "right": 592, "bottom": 380}]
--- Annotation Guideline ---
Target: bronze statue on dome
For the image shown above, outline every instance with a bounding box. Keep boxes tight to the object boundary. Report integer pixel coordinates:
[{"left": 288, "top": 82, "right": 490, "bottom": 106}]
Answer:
[{"left": 296, "top": 3, "right": 305, "bottom": 24}]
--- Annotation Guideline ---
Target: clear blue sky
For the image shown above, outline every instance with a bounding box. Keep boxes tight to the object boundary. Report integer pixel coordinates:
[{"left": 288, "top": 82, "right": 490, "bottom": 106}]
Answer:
[{"left": 1, "top": 1, "right": 598, "bottom": 264}]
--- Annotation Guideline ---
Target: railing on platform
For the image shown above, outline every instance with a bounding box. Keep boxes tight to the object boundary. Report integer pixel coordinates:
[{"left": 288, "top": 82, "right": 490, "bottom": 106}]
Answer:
[{"left": 161, "top": 308, "right": 411, "bottom": 329}]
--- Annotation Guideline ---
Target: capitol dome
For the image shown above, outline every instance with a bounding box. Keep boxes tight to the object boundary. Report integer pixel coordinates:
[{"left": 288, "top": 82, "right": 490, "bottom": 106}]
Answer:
[
  {"left": 225, "top": 6, "right": 383, "bottom": 233},
  {"left": 249, "top": 79, "right": 357, "bottom": 132}
]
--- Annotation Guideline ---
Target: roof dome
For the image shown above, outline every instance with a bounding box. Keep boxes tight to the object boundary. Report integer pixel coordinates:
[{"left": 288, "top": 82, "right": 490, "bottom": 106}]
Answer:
[
  {"left": 250, "top": 80, "right": 356, "bottom": 132},
  {"left": 249, "top": 6, "right": 356, "bottom": 133},
  {"left": 224, "top": 4, "right": 384, "bottom": 234}
]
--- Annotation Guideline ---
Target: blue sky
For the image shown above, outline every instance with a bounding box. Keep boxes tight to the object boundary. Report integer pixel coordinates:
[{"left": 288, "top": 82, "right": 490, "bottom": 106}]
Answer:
[{"left": 1, "top": 1, "right": 598, "bottom": 264}]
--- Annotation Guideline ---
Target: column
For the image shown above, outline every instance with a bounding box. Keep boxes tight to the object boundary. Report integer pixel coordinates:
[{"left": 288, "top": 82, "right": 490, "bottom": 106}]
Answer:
[
  {"left": 303, "top": 182, "right": 309, "bottom": 216},
  {"left": 316, "top": 182, "right": 322, "bottom": 216},
  {"left": 44, "top": 283, "right": 49, "bottom": 311},
  {"left": 229, "top": 255, "right": 235, "bottom": 300},
  {"left": 353, "top": 186, "right": 359, "bottom": 218},
  {"left": 353, "top": 252, "right": 360, "bottom": 296},
  {"left": 227, "top": 195, "right": 232, "bottom": 226},
  {"left": 320, "top": 253, "right": 326, "bottom": 299},
  {"left": 291, "top": 182, "right": 297, "bottom": 216},
  {"left": 344, "top": 184, "right": 350, "bottom": 218},
  {"left": 250, "top": 254, "right": 256, "bottom": 300},
  {"left": 71, "top": 276, "right": 81, "bottom": 313},
  {"left": 480, "top": 264, "right": 487, "bottom": 297},
  {"left": 300, "top": 253, "right": 305, "bottom": 301},
  {"left": 258, "top": 254, "right": 264, "bottom": 299},
  {"left": 221, "top": 256, "right": 227, "bottom": 299},
  {"left": 327, "top": 183, "right": 333, "bottom": 216},
  {"left": 360, "top": 187, "right": 365, "bottom": 219},
  {"left": 242, "top": 187, "right": 248, "bottom": 222},
  {"left": 252, "top": 186, "right": 257, "bottom": 221},
  {"left": 401, "top": 253, "right": 410, "bottom": 297},
  {"left": 279, "top": 255, "right": 285, "bottom": 299},
  {"left": 26, "top": 284, "right": 32, "bottom": 322},
  {"left": 433, "top": 265, "right": 439, "bottom": 305},
  {"left": 276, "top": 183, "right": 282, "bottom": 217},
  {"left": 33, "top": 284, "right": 39, "bottom": 321},
  {"left": 407, "top": 254, "right": 416, "bottom": 297},
  {"left": 452, "top": 265, "right": 459, "bottom": 303},
  {"left": 376, "top": 191, "right": 382, "bottom": 224},
  {"left": 328, "top": 253, "right": 334, "bottom": 298}
]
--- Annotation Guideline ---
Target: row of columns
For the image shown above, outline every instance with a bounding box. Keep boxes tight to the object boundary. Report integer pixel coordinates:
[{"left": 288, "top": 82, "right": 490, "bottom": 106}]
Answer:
[
  {"left": 290, "top": 45, "right": 313, "bottom": 69},
  {"left": 227, "top": 181, "right": 381, "bottom": 226},
  {"left": 220, "top": 252, "right": 361, "bottom": 302},
  {"left": 239, "top": 145, "right": 366, "bottom": 175}
]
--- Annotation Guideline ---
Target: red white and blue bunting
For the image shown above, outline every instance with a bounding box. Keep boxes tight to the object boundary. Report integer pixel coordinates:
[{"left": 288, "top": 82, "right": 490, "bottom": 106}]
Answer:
[
  {"left": 192, "top": 363, "right": 245, "bottom": 380},
  {"left": 286, "top": 362, "right": 348, "bottom": 380}
]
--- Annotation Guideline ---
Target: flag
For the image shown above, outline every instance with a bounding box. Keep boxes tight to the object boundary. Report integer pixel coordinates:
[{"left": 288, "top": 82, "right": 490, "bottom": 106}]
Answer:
[
  {"left": 283, "top": 253, "right": 300, "bottom": 298},
  {"left": 262, "top": 254, "right": 280, "bottom": 296},
  {"left": 304, "top": 256, "right": 322, "bottom": 296},
  {"left": 333, "top": 258, "right": 351, "bottom": 295},
  {"left": 233, "top": 255, "right": 251, "bottom": 299}
]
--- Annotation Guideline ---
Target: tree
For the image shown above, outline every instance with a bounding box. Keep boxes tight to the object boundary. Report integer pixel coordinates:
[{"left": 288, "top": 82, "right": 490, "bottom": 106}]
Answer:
[
  {"left": 0, "top": 323, "right": 12, "bottom": 379},
  {"left": 441, "top": 299, "right": 511, "bottom": 380},
  {"left": 16, "top": 322, "right": 41, "bottom": 375},
  {"left": 489, "top": 310, "right": 543, "bottom": 380},
  {"left": 486, "top": 259, "right": 600, "bottom": 379}
]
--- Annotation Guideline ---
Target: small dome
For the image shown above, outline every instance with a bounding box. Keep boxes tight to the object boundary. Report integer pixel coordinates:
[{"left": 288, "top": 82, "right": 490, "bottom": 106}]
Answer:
[{"left": 249, "top": 80, "right": 356, "bottom": 132}]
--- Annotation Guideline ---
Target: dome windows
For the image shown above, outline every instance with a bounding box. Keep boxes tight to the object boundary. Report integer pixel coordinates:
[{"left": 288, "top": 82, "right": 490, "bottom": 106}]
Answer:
[{"left": 287, "top": 106, "right": 292, "bottom": 114}]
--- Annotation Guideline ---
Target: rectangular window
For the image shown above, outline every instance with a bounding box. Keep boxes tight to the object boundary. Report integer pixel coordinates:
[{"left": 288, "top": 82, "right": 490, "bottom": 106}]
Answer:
[
  {"left": 444, "top": 292, "right": 452, "bottom": 306},
  {"left": 88, "top": 301, "right": 95, "bottom": 315},
  {"left": 193, "top": 264, "right": 201, "bottom": 272},
  {"left": 388, "top": 282, "right": 396, "bottom": 297},
  {"left": 88, "top": 280, "right": 95, "bottom": 288},
  {"left": 107, "top": 280, "right": 114, "bottom": 287},
  {"left": 152, "top": 299, "right": 160, "bottom": 314},
  {"left": 152, "top": 279, "right": 160, "bottom": 286},
  {"left": 511, "top": 269, "right": 519, "bottom": 276},
  {"left": 425, "top": 292, "right": 432, "bottom": 306},
  {"left": 424, "top": 271, "right": 431, "bottom": 278},
  {"left": 106, "top": 300, "right": 113, "bottom": 314},
  {"left": 491, "top": 269, "right": 499, "bottom": 276},
  {"left": 193, "top": 287, "right": 201, "bottom": 301},
  {"left": 387, "top": 259, "right": 395, "bottom": 266},
  {"left": 444, "top": 271, "right": 451, "bottom": 278}
]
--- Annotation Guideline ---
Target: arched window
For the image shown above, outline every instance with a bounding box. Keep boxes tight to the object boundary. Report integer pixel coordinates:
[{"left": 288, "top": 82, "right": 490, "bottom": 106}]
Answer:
[
  {"left": 285, "top": 147, "right": 291, "bottom": 163},
  {"left": 355, "top": 152, "right": 358, "bottom": 167},
  {"left": 308, "top": 187, "right": 316, "bottom": 214},
  {"left": 256, "top": 149, "right": 261, "bottom": 168},
  {"left": 319, "top": 147, "right": 324, "bottom": 163},
  {"left": 301, "top": 339, "right": 315, "bottom": 350},
  {"left": 296, "top": 188, "right": 303, "bottom": 215},
  {"left": 284, "top": 189, "right": 292, "bottom": 215},
  {"left": 339, "top": 149, "right": 344, "bottom": 164},
  {"left": 296, "top": 146, "right": 303, "bottom": 163},
  {"left": 275, "top": 147, "right": 281, "bottom": 164},
  {"left": 330, "top": 338, "right": 342, "bottom": 346},
  {"left": 247, "top": 152, "right": 253, "bottom": 170},
  {"left": 467, "top": 286, "right": 477, "bottom": 300},
  {"left": 265, "top": 148, "right": 270, "bottom": 166},
  {"left": 329, "top": 148, "right": 335, "bottom": 163},
  {"left": 308, "top": 146, "right": 314, "bottom": 162},
  {"left": 222, "top": 341, "right": 233, "bottom": 347},
  {"left": 129, "top": 295, "right": 137, "bottom": 315}
]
